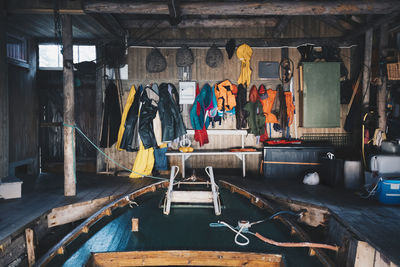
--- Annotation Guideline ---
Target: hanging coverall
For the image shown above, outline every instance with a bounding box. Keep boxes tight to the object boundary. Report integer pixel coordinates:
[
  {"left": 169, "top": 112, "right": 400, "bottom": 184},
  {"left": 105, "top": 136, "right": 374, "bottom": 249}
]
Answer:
[
  {"left": 117, "top": 84, "right": 141, "bottom": 152},
  {"left": 129, "top": 142, "right": 154, "bottom": 178},
  {"left": 259, "top": 85, "right": 278, "bottom": 124},
  {"left": 190, "top": 83, "right": 214, "bottom": 146},
  {"left": 237, "top": 44, "right": 253, "bottom": 87},
  {"left": 158, "top": 83, "right": 187, "bottom": 142},
  {"left": 100, "top": 81, "right": 122, "bottom": 148},
  {"left": 235, "top": 84, "right": 248, "bottom": 129},
  {"left": 243, "top": 85, "right": 266, "bottom": 136},
  {"left": 285, "top": 91, "right": 295, "bottom": 127},
  {"left": 138, "top": 85, "right": 159, "bottom": 149}
]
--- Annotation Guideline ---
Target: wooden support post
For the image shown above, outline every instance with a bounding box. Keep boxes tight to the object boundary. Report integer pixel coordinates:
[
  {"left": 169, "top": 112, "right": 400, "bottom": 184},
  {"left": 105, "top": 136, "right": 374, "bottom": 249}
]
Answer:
[
  {"left": 362, "top": 29, "right": 373, "bottom": 107},
  {"left": 25, "top": 228, "right": 35, "bottom": 267},
  {"left": 378, "top": 24, "right": 388, "bottom": 131},
  {"left": 62, "top": 15, "right": 76, "bottom": 196},
  {"left": 95, "top": 47, "right": 105, "bottom": 173},
  {"left": 0, "top": 11, "right": 9, "bottom": 180}
]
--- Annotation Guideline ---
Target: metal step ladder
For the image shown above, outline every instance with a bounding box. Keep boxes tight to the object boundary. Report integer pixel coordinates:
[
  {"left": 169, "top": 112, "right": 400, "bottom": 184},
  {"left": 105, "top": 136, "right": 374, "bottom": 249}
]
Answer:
[{"left": 163, "top": 166, "right": 221, "bottom": 216}]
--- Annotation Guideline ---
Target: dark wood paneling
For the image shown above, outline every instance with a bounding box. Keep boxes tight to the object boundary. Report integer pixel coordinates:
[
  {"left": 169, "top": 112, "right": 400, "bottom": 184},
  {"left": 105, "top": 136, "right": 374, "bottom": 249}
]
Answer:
[
  {"left": 0, "top": 15, "right": 9, "bottom": 178},
  {"left": 8, "top": 39, "right": 39, "bottom": 166}
]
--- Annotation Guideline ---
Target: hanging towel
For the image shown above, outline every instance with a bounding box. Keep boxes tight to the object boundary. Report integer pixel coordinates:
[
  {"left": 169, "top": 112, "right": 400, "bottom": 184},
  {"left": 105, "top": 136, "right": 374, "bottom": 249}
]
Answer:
[{"left": 236, "top": 44, "right": 253, "bottom": 87}]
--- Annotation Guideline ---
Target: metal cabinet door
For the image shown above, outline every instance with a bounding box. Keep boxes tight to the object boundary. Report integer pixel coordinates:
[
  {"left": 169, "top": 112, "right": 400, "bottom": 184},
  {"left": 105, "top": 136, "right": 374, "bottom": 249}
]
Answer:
[{"left": 302, "top": 62, "right": 340, "bottom": 128}]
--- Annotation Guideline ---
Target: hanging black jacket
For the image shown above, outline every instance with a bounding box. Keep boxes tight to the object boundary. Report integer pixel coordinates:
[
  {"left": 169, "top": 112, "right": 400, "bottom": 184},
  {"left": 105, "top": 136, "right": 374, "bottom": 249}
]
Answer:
[
  {"left": 235, "top": 83, "right": 248, "bottom": 129},
  {"left": 158, "top": 83, "right": 187, "bottom": 142},
  {"left": 119, "top": 86, "right": 141, "bottom": 152},
  {"left": 139, "top": 85, "right": 159, "bottom": 149},
  {"left": 100, "top": 81, "right": 121, "bottom": 148}
]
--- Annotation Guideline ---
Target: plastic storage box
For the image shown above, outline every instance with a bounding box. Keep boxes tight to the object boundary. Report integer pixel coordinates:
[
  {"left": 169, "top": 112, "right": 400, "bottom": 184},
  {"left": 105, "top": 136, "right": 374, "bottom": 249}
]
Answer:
[
  {"left": 377, "top": 179, "right": 400, "bottom": 204},
  {"left": 263, "top": 145, "right": 334, "bottom": 181}
]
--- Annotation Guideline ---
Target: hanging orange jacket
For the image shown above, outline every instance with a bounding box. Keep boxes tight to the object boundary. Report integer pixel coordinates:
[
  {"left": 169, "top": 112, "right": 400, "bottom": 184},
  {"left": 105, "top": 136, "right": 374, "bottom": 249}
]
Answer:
[
  {"left": 259, "top": 86, "right": 278, "bottom": 124},
  {"left": 215, "top": 80, "right": 237, "bottom": 111},
  {"left": 285, "top": 92, "right": 295, "bottom": 126}
]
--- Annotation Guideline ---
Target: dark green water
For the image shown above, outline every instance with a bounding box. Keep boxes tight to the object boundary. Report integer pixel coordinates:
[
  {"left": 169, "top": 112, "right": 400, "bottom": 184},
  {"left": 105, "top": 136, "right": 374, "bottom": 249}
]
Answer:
[{"left": 49, "top": 189, "right": 323, "bottom": 267}]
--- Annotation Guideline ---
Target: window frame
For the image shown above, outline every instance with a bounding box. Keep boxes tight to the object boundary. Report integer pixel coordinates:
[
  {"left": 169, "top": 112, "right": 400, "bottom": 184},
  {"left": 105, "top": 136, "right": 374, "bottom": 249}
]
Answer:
[
  {"left": 6, "top": 34, "right": 30, "bottom": 69},
  {"left": 38, "top": 44, "right": 96, "bottom": 70}
]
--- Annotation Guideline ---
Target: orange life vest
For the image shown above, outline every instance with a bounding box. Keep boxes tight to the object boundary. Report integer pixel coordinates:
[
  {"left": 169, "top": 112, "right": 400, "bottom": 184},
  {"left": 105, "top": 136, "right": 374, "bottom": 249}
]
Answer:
[{"left": 215, "top": 80, "right": 237, "bottom": 112}]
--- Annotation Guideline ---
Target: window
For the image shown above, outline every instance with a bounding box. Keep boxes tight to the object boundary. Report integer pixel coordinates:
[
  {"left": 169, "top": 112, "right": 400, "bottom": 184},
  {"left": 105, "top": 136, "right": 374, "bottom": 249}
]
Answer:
[
  {"left": 7, "top": 35, "right": 27, "bottom": 62},
  {"left": 39, "top": 44, "right": 96, "bottom": 69}
]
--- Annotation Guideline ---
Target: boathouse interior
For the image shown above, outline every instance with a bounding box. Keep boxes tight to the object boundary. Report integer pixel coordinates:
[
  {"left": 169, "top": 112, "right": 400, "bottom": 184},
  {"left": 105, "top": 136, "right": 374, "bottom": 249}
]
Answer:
[{"left": 1, "top": 0, "right": 400, "bottom": 266}]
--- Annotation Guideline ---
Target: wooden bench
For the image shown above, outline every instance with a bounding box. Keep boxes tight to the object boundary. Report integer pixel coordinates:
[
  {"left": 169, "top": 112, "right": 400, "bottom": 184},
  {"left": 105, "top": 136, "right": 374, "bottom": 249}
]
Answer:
[{"left": 166, "top": 130, "right": 262, "bottom": 178}]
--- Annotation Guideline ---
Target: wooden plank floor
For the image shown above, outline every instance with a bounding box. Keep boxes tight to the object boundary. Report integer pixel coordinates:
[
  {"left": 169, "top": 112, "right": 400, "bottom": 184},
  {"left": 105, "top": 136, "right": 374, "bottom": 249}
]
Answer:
[
  {"left": 222, "top": 176, "right": 400, "bottom": 266},
  {"left": 0, "top": 172, "right": 159, "bottom": 243}
]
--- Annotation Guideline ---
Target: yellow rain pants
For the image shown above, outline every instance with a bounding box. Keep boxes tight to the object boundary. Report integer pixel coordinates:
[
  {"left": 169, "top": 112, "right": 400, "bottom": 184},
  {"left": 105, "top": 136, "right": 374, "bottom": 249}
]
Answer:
[
  {"left": 129, "top": 142, "right": 155, "bottom": 178},
  {"left": 236, "top": 44, "right": 253, "bottom": 87},
  {"left": 116, "top": 85, "right": 136, "bottom": 150}
]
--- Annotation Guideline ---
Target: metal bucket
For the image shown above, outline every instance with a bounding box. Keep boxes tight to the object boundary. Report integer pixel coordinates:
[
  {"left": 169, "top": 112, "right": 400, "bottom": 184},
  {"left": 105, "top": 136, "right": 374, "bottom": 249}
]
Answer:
[{"left": 343, "top": 160, "right": 363, "bottom": 190}]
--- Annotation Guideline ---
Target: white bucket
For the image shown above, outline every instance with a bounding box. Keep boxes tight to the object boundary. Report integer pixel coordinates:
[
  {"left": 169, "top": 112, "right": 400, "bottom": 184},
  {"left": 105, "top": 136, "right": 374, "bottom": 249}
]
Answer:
[{"left": 343, "top": 161, "right": 363, "bottom": 190}]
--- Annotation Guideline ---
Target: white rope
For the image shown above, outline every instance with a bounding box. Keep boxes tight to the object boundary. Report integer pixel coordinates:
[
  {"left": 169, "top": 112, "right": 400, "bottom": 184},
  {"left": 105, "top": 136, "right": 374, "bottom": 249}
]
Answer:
[{"left": 218, "top": 221, "right": 250, "bottom": 246}]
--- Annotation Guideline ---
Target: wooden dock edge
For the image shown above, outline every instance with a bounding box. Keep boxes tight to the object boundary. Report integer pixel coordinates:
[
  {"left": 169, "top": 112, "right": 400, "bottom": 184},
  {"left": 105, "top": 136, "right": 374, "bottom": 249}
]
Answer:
[{"left": 218, "top": 180, "right": 399, "bottom": 267}]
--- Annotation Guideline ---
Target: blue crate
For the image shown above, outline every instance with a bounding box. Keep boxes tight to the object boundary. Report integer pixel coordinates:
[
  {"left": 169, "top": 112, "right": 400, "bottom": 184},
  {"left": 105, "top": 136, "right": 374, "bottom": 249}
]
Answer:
[{"left": 377, "top": 179, "right": 400, "bottom": 204}]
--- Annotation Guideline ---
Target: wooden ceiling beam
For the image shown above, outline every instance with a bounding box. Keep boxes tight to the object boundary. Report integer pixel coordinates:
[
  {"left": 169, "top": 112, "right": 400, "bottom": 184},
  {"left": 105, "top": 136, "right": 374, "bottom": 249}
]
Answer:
[
  {"left": 345, "top": 12, "right": 400, "bottom": 40},
  {"left": 88, "top": 14, "right": 125, "bottom": 38},
  {"left": 121, "top": 17, "right": 278, "bottom": 29},
  {"left": 83, "top": 1, "right": 398, "bottom": 16},
  {"left": 273, "top": 17, "right": 291, "bottom": 38},
  {"left": 128, "top": 37, "right": 356, "bottom": 48},
  {"left": 318, "top": 16, "right": 349, "bottom": 32}
]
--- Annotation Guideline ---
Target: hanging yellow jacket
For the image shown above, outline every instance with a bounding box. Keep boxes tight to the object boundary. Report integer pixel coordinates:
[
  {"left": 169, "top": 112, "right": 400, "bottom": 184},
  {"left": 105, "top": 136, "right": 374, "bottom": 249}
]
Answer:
[
  {"left": 130, "top": 142, "right": 155, "bottom": 178},
  {"left": 116, "top": 85, "right": 137, "bottom": 151},
  {"left": 215, "top": 80, "right": 237, "bottom": 111},
  {"left": 237, "top": 44, "right": 253, "bottom": 87}
]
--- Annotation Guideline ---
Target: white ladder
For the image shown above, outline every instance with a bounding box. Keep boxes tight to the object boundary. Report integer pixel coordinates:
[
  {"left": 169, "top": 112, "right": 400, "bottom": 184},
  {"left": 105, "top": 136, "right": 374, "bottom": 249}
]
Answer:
[{"left": 163, "top": 166, "right": 221, "bottom": 216}]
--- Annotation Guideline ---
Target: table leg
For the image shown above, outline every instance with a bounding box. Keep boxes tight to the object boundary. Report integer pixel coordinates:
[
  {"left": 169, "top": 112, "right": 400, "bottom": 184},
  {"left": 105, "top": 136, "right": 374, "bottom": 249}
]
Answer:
[
  {"left": 182, "top": 155, "right": 185, "bottom": 178},
  {"left": 242, "top": 154, "right": 246, "bottom": 177}
]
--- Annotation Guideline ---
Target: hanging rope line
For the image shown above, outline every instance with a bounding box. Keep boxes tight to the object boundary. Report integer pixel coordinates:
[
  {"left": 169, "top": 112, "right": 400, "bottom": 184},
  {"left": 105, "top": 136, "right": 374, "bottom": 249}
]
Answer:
[{"left": 63, "top": 123, "right": 168, "bottom": 181}]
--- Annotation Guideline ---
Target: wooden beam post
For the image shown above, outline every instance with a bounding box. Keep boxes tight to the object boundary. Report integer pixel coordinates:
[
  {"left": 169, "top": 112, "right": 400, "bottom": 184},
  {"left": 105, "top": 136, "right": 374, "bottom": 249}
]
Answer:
[
  {"left": 0, "top": 10, "right": 9, "bottom": 180},
  {"left": 362, "top": 29, "right": 373, "bottom": 107},
  {"left": 95, "top": 46, "right": 105, "bottom": 173},
  {"left": 167, "top": 0, "right": 182, "bottom": 26},
  {"left": 378, "top": 24, "right": 388, "bottom": 131},
  {"left": 62, "top": 15, "right": 76, "bottom": 196},
  {"left": 25, "top": 228, "right": 35, "bottom": 267}
]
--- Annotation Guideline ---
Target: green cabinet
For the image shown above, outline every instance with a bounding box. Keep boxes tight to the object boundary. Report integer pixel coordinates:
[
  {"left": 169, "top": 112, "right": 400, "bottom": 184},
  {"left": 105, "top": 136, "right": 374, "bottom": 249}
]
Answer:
[{"left": 301, "top": 62, "right": 340, "bottom": 128}]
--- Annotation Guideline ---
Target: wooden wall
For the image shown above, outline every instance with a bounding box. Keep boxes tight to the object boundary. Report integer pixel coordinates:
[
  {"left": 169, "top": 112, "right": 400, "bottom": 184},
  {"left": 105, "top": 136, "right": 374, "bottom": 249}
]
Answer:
[
  {"left": 100, "top": 19, "right": 351, "bottom": 174},
  {"left": 0, "top": 16, "right": 9, "bottom": 178},
  {"left": 8, "top": 40, "right": 39, "bottom": 174},
  {"left": 103, "top": 44, "right": 352, "bottom": 174}
]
